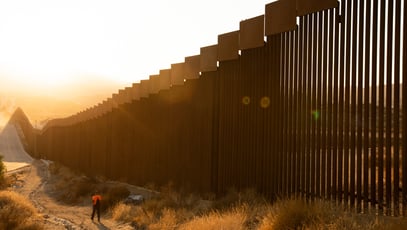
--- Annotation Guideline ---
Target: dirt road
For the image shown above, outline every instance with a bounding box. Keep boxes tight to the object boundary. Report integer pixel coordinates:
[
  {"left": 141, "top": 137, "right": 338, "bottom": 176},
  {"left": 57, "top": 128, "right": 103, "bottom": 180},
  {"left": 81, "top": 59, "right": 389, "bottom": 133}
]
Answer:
[
  {"left": 0, "top": 124, "right": 32, "bottom": 171},
  {"left": 1, "top": 124, "right": 134, "bottom": 229},
  {"left": 11, "top": 160, "right": 134, "bottom": 230}
]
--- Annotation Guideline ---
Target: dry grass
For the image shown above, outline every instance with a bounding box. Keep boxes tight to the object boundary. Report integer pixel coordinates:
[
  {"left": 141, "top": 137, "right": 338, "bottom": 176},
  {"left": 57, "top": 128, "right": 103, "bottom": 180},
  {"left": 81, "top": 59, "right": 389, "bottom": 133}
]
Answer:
[
  {"left": 257, "top": 198, "right": 384, "bottom": 230},
  {"left": 0, "top": 154, "right": 6, "bottom": 188},
  {"left": 49, "top": 162, "right": 130, "bottom": 212},
  {"left": 111, "top": 203, "right": 139, "bottom": 222},
  {"left": 100, "top": 185, "right": 130, "bottom": 212},
  {"left": 110, "top": 182, "right": 211, "bottom": 228},
  {"left": 47, "top": 163, "right": 407, "bottom": 230},
  {"left": 49, "top": 162, "right": 97, "bottom": 204},
  {"left": 110, "top": 185, "right": 269, "bottom": 229},
  {"left": 110, "top": 185, "right": 407, "bottom": 230},
  {"left": 0, "top": 190, "right": 44, "bottom": 230},
  {"left": 258, "top": 198, "right": 329, "bottom": 230},
  {"left": 179, "top": 205, "right": 248, "bottom": 230}
]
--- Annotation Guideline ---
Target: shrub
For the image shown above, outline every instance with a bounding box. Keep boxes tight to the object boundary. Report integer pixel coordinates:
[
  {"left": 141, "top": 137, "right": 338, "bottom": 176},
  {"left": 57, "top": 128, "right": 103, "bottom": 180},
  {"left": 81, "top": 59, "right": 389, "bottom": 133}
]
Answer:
[
  {"left": 48, "top": 162, "right": 60, "bottom": 175},
  {"left": 0, "top": 190, "right": 44, "bottom": 229},
  {"left": 257, "top": 198, "right": 380, "bottom": 230},
  {"left": 211, "top": 188, "right": 266, "bottom": 211},
  {"left": 0, "top": 155, "right": 6, "bottom": 188},
  {"left": 148, "top": 208, "right": 180, "bottom": 230},
  {"left": 258, "top": 198, "right": 317, "bottom": 230},
  {"left": 48, "top": 162, "right": 97, "bottom": 204},
  {"left": 179, "top": 205, "right": 247, "bottom": 230},
  {"left": 101, "top": 185, "right": 130, "bottom": 212},
  {"left": 111, "top": 203, "right": 138, "bottom": 222}
]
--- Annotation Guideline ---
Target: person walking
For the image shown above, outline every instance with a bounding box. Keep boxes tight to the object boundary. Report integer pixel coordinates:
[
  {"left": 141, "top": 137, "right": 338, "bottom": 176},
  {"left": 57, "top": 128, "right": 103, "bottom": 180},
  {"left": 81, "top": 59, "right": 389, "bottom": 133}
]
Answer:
[{"left": 91, "top": 191, "right": 102, "bottom": 222}]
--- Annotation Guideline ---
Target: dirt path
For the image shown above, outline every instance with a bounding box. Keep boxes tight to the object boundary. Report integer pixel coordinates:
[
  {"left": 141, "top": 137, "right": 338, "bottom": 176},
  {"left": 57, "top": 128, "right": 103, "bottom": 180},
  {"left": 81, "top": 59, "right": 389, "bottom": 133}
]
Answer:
[
  {"left": 9, "top": 160, "right": 135, "bottom": 230},
  {"left": 1, "top": 123, "right": 152, "bottom": 229},
  {"left": 0, "top": 123, "right": 33, "bottom": 171}
]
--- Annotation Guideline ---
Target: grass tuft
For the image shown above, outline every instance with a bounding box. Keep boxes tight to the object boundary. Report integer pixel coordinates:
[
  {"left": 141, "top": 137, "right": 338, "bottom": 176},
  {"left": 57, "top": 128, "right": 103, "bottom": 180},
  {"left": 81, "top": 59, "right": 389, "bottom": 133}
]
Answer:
[
  {"left": 101, "top": 185, "right": 130, "bottom": 212},
  {"left": 0, "top": 155, "right": 7, "bottom": 188},
  {"left": 257, "top": 197, "right": 381, "bottom": 230},
  {"left": 111, "top": 203, "right": 138, "bottom": 222},
  {"left": 0, "top": 190, "right": 44, "bottom": 230},
  {"left": 44, "top": 163, "right": 407, "bottom": 230},
  {"left": 179, "top": 205, "right": 248, "bottom": 230}
]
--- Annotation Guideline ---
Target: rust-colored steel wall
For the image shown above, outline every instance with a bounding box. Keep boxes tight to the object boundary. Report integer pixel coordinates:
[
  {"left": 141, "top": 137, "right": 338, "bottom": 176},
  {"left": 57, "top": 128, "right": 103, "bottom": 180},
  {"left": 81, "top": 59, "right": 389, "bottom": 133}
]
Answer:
[{"left": 29, "top": 0, "right": 407, "bottom": 216}]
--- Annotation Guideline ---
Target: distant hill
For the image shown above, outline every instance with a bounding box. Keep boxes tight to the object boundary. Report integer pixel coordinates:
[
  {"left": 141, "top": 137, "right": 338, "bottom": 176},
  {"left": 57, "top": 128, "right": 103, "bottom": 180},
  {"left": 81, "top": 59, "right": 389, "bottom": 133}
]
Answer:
[{"left": 0, "top": 76, "right": 130, "bottom": 127}]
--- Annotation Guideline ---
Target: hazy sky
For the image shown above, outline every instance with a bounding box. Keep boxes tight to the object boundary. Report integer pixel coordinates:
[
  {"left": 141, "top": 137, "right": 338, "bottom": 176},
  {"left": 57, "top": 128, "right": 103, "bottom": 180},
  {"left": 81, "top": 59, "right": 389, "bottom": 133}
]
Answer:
[{"left": 0, "top": 0, "right": 273, "bottom": 98}]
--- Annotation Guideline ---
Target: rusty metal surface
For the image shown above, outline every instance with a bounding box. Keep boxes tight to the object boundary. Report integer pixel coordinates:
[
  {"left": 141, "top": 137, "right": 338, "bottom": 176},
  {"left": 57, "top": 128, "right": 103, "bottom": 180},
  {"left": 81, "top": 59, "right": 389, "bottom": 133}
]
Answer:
[
  {"left": 184, "top": 55, "right": 200, "bottom": 79},
  {"left": 171, "top": 62, "right": 186, "bottom": 86},
  {"left": 403, "top": 0, "right": 407, "bottom": 215},
  {"left": 200, "top": 45, "right": 218, "bottom": 72},
  {"left": 140, "top": 80, "right": 150, "bottom": 98},
  {"left": 218, "top": 31, "right": 239, "bottom": 61},
  {"left": 296, "top": 0, "right": 338, "bottom": 16},
  {"left": 265, "top": 0, "right": 296, "bottom": 35},
  {"left": 148, "top": 75, "right": 160, "bottom": 94},
  {"left": 239, "top": 15, "right": 265, "bottom": 50},
  {"left": 159, "top": 69, "right": 171, "bottom": 90}
]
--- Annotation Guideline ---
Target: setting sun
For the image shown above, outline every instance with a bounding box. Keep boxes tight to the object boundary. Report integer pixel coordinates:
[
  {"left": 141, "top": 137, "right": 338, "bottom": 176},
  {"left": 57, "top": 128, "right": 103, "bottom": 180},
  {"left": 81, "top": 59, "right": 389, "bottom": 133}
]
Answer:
[
  {"left": 0, "top": 0, "right": 272, "bottom": 124},
  {"left": 1, "top": 1, "right": 406, "bottom": 228},
  {"left": 0, "top": 0, "right": 271, "bottom": 90}
]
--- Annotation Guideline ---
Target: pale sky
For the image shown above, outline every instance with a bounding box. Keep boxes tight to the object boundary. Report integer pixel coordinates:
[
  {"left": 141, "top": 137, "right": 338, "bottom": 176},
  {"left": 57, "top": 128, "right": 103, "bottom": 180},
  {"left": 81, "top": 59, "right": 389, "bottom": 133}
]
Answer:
[{"left": 0, "top": 0, "right": 273, "bottom": 98}]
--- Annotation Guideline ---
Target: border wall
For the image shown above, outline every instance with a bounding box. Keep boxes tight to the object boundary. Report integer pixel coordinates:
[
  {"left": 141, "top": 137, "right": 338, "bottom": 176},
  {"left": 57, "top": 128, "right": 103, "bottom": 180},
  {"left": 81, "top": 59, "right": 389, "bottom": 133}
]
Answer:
[{"left": 20, "top": 0, "right": 407, "bottom": 216}]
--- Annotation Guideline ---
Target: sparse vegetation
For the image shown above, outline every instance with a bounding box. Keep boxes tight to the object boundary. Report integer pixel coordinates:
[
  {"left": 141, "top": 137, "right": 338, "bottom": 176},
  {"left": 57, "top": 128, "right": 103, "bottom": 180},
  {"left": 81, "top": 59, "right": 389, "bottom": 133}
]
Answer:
[
  {"left": 257, "top": 197, "right": 377, "bottom": 230},
  {"left": 108, "top": 185, "right": 407, "bottom": 230},
  {"left": 100, "top": 185, "right": 130, "bottom": 212},
  {"left": 0, "top": 154, "right": 7, "bottom": 188},
  {"left": 49, "top": 162, "right": 98, "bottom": 204},
  {"left": 179, "top": 205, "right": 248, "bottom": 230},
  {"left": 111, "top": 202, "right": 139, "bottom": 222},
  {"left": 0, "top": 190, "right": 44, "bottom": 229},
  {"left": 49, "top": 162, "right": 130, "bottom": 211},
  {"left": 46, "top": 162, "right": 407, "bottom": 230}
]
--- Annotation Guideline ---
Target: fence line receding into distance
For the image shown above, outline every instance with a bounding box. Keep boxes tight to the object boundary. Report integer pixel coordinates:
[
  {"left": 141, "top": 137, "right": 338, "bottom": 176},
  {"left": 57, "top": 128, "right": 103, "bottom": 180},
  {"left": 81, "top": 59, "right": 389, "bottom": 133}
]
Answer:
[{"left": 14, "top": 0, "right": 407, "bottom": 216}]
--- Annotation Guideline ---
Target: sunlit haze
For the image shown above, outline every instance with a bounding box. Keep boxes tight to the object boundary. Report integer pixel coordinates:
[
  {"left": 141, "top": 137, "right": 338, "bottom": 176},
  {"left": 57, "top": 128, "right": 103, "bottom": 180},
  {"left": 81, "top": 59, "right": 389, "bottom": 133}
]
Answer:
[{"left": 0, "top": 0, "right": 273, "bottom": 125}]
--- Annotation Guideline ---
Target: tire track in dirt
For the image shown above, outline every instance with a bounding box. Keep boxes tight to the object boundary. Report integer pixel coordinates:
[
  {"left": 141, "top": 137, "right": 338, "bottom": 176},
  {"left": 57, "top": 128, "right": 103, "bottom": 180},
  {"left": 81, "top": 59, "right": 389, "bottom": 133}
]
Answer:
[
  {"left": 13, "top": 160, "right": 133, "bottom": 230},
  {"left": 26, "top": 161, "right": 85, "bottom": 230}
]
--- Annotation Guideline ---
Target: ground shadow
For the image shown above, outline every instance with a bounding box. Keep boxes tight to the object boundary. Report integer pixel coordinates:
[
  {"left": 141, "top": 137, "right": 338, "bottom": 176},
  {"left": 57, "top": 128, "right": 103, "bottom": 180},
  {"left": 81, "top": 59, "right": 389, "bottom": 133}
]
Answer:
[{"left": 93, "top": 221, "right": 110, "bottom": 230}]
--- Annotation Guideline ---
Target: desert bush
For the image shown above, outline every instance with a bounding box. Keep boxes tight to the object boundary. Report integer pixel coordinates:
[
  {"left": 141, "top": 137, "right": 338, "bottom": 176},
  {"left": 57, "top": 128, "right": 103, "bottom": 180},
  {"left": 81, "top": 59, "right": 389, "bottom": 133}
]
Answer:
[
  {"left": 209, "top": 188, "right": 269, "bottom": 229},
  {"left": 131, "top": 206, "right": 155, "bottom": 229},
  {"left": 123, "top": 184, "right": 209, "bottom": 228},
  {"left": 179, "top": 205, "right": 247, "bottom": 230},
  {"left": 101, "top": 185, "right": 130, "bottom": 212},
  {"left": 48, "top": 161, "right": 60, "bottom": 175},
  {"left": 73, "top": 179, "right": 97, "bottom": 198},
  {"left": 0, "top": 154, "right": 6, "bottom": 188},
  {"left": 211, "top": 188, "right": 266, "bottom": 211},
  {"left": 48, "top": 162, "right": 98, "bottom": 203},
  {"left": 55, "top": 177, "right": 97, "bottom": 204},
  {"left": 148, "top": 208, "right": 179, "bottom": 229},
  {"left": 257, "top": 198, "right": 381, "bottom": 230},
  {"left": 111, "top": 203, "right": 139, "bottom": 222},
  {"left": 375, "top": 217, "right": 407, "bottom": 230},
  {"left": 258, "top": 198, "right": 318, "bottom": 230},
  {"left": 0, "top": 190, "right": 44, "bottom": 229}
]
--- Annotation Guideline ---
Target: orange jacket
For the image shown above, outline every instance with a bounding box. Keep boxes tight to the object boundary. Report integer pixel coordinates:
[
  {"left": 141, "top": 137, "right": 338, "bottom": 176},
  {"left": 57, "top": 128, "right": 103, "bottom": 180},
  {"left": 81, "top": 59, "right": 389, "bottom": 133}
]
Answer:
[{"left": 92, "top": 194, "right": 102, "bottom": 206}]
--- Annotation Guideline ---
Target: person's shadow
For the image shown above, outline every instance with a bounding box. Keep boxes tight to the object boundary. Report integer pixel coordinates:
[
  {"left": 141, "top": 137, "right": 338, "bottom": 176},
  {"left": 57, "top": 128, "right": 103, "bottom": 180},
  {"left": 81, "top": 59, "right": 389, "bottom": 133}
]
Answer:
[{"left": 92, "top": 221, "right": 110, "bottom": 230}]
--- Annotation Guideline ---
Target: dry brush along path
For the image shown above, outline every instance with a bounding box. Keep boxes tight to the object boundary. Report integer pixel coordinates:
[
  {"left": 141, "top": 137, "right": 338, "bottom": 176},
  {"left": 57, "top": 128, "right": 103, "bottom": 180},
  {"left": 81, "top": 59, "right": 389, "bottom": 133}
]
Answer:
[
  {"left": 9, "top": 159, "right": 135, "bottom": 230},
  {"left": 1, "top": 124, "right": 136, "bottom": 229}
]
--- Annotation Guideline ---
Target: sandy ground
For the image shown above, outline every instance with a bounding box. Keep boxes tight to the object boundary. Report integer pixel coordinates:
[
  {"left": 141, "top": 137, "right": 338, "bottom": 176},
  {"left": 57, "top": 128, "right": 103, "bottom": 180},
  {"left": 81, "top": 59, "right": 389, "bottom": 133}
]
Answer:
[
  {"left": 9, "top": 160, "right": 136, "bottom": 230},
  {"left": 0, "top": 124, "right": 33, "bottom": 171},
  {"left": 1, "top": 124, "right": 145, "bottom": 229}
]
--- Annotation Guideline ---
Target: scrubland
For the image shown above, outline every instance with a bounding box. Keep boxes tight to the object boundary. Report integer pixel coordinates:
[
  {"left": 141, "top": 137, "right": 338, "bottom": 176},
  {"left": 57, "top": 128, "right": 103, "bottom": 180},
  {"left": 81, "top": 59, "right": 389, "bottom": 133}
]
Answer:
[
  {"left": 0, "top": 190, "right": 44, "bottom": 229},
  {"left": 1, "top": 159, "right": 407, "bottom": 229},
  {"left": 109, "top": 185, "right": 407, "bottom": 230}
]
